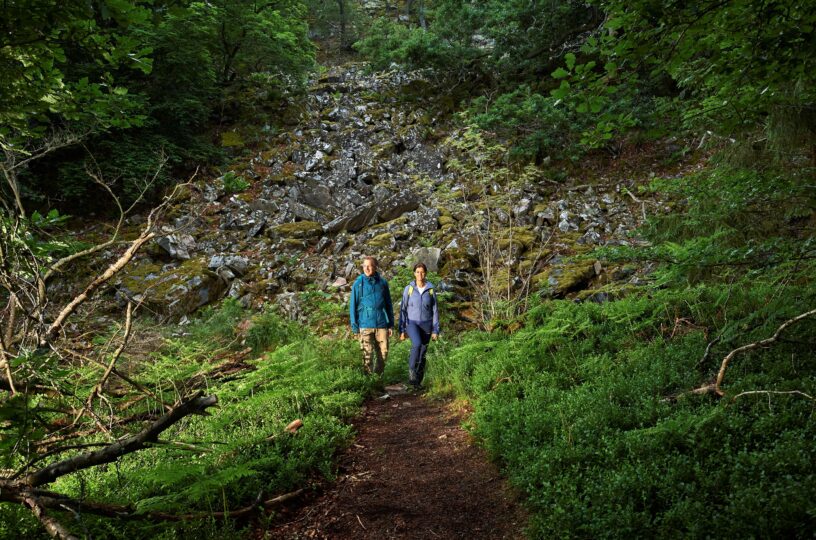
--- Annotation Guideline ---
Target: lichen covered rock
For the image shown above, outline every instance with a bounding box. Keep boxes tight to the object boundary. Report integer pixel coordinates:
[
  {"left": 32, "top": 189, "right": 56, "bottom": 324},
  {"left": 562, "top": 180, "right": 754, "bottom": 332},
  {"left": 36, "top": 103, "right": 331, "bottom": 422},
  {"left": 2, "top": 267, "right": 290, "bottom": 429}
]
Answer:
[{"left": 117, "top": 258, "right": 227, "bottom": 318}]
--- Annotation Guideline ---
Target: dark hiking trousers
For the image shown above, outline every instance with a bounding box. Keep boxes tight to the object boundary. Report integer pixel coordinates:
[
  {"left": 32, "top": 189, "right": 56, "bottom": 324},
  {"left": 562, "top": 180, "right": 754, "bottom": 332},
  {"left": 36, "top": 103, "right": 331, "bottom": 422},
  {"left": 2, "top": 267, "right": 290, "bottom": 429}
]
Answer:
[{"left": 406, "top": 320, "right": 433, "bottom": 386}]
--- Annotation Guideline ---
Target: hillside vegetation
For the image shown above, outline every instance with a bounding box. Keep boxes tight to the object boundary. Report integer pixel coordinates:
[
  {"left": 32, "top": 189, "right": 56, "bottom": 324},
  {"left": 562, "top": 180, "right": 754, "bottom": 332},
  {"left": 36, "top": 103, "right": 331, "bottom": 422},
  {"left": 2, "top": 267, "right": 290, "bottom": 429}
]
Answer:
[{"left": 2, "top": 0, "right": 815, "bottom": 538}]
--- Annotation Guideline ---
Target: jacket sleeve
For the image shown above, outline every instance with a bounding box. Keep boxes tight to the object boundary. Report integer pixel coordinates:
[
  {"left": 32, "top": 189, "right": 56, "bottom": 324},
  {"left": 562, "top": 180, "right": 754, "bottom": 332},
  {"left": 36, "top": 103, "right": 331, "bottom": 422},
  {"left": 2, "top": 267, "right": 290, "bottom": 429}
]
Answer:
[
  {"left": 432, "top": 288, "right": 440, "bottom": 334},
  {"left": 349, "top": 281, "right": 359, "bottom": 333},
  {"left": 398, "top": 286, "right": 408, "bottom": 334},
  {"left": 383, "top": 280, "right": 394, "bottom": 329}
]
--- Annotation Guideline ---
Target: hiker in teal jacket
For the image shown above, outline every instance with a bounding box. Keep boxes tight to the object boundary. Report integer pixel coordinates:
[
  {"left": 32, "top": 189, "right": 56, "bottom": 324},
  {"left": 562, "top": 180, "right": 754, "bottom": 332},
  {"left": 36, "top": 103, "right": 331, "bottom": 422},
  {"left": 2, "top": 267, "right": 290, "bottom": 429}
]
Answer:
[{"left": 349, "top": 256, "right": 394, "bottom": 376}]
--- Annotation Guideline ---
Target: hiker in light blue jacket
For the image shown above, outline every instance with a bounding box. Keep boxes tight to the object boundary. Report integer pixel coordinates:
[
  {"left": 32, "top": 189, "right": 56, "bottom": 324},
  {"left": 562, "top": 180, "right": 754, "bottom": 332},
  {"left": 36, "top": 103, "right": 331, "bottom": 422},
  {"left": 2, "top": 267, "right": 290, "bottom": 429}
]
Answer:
[{"left": 398, "top": 262, "right": 439, "bottom": 388}]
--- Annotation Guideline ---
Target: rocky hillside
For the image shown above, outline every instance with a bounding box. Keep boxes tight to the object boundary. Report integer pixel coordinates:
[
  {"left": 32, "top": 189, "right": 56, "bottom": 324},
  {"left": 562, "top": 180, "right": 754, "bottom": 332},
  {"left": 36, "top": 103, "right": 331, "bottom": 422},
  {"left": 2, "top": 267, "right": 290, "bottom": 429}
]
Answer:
[{"left": 114, "top": 62, "right": 672, "bottom": 327}]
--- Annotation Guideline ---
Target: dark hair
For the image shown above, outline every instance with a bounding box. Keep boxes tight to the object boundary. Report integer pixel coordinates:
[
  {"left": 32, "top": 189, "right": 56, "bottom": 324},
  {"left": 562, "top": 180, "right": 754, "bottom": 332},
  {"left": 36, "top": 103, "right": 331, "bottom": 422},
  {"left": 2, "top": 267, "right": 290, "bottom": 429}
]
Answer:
[
  {"left": 362, "top": 256, "right": 378, "bottom": 268},
  {"left": 413, "top": 262, "right": 427, "bottom": 272}
]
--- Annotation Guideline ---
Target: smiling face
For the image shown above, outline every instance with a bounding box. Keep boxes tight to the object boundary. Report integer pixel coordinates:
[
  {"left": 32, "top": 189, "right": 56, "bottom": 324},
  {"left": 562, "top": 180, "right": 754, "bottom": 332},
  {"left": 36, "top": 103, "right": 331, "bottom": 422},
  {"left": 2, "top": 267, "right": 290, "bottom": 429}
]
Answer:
[
  {"left": 362, "top": 258, "right": 376, "bottom": 277},
  {"left": 414, "top": 266, "right": 426, "bottom": 286}
]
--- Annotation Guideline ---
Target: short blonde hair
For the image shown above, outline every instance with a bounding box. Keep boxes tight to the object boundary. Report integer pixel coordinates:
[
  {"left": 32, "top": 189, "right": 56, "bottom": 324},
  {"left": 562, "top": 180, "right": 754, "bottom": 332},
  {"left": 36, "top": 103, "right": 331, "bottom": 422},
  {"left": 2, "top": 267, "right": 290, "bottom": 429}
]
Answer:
[{"left": 362, "top": 256, "right": 378, "bottom": 268}]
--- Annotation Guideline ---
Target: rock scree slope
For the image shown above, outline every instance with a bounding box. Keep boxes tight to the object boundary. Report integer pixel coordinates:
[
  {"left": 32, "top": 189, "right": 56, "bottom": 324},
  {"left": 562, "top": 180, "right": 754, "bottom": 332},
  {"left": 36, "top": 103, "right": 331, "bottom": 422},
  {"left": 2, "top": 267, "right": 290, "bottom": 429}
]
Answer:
[{"left": 113, "top": 61, "right": 664, "bottom": 325}]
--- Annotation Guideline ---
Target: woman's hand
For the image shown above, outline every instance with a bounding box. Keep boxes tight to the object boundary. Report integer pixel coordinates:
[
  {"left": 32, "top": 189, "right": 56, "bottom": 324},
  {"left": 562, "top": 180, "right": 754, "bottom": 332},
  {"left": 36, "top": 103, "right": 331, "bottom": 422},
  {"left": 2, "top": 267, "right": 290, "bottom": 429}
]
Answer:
[
  {"left": 431, "top": 333, "right": 438, "bottom": 341},
  {"left": 400, "top": 332, "right": 406, "bottom": 341}
]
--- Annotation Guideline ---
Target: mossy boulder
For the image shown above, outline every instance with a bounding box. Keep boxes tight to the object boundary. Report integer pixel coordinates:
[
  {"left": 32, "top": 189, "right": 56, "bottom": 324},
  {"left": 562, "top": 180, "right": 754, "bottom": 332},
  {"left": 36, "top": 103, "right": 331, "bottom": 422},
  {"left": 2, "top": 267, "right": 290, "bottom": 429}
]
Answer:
[
  {"left": 534, "top": 259, "right": 600, "bottom": 297},
  {"left": 438, "top": 215, "right": 455, "bottom": 229},
  {"left": 221, "top": 130, "right": 244, "bottom": 148},
  {"left": 373, "top": 142, "right": 396, "bottom": 159},
  {"left": 497, "top": 226, "right": 537, "bottom": 256},
  {"left": 273, "top": 221, "right": 322, "bottom": 238},
  {"left": 368, "top": 232, "right": 395, "bottom": 249},
  {"left": 440, "top": 247, "right": 474, "bottom": 277},
  {"left": 117, "top": 258, "right": 227, "bottom": 319}
]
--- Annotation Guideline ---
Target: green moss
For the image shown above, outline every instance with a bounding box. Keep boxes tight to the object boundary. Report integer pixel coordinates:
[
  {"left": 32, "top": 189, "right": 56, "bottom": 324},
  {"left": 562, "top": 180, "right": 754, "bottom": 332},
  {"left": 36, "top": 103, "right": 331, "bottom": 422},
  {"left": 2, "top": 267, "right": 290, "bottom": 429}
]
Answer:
[
  {"left": 488, "top": 267, "right": 512, "bottom": 295},
  {"left": 373, "top": 142, "right": 396, "bottom": 159},
  {"left": 368, "top": 232, "right": 394, "bottom": 248},
  {"left": 536, "top": 259, "right": 599, "bottom": 296},
  {"left": 497, "top": 226, "right": 536, "bottom": 251},
  {"left": 119, "top": 258, "right": 226, "bottom": 317},
  {"left": 273, "top": 221, "right": 322, "bottom": 238},
  {"left": 120, "top": 261, "right": 163, "bottom": 292},
  {"left": 440, "top": 247, "right": 474, "bottom": 277},
  {"left": 221, "top": 130, "right": 244, "bottom": 148}
]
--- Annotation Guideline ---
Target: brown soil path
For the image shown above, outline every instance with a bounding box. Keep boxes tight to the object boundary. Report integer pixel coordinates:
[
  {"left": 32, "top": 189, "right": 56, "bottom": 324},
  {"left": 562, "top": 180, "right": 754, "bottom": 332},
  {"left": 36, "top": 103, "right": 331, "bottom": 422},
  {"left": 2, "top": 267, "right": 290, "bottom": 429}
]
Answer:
[{"left": 262, "top": 386, "right": 527, "bottom": 539}]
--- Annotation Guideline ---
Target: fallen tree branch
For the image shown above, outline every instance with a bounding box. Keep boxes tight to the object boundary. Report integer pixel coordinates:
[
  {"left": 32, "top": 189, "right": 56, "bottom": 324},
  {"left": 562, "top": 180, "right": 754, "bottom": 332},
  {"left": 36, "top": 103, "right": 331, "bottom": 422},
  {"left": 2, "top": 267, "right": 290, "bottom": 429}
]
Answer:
[
  {"left": 22, "top": 494, "right": 78, "bottom": 540},
  {"left": 74, "top": 302, "right": 135, "bottom": 425},
  {"left": 695, "top": 335, "right": 721, "bottom": 367},
  {"left": 42, "top": 181, "right": 191, "bottom": 345},
  {"left": 43, "top": 233, "right": 155, "bottom": 345},
  {"left": 11, "top": 487, "right": 305, "bottom": 522},
  {"left": 25, "top": 391, "right": 217, "bottom": 487},
  {"left": 0, "top": 340, "right": 15, "bottom": 396},
  {"left": 732, "top": 390, "right": 814, "bottom": 402},
  {"left": 12, "top": 443, "right": 111, "bottom": 480},
  {"left": 714, "top": 308, "right": 816, "bottom": 395}
]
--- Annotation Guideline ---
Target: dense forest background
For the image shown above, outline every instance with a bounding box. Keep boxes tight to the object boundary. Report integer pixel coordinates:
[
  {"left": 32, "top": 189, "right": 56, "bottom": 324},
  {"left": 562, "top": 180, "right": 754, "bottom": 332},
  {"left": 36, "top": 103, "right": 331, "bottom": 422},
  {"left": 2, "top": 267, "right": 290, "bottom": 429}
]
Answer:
[{"left": 2, "top": 0, "right": 815, "bottom": 538}]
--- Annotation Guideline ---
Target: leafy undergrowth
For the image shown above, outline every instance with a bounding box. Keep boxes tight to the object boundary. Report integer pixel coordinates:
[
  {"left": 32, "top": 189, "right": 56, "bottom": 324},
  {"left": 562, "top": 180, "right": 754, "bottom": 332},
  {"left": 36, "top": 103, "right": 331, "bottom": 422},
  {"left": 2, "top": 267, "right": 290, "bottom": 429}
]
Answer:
[
  {"left": 1, "top": 300, "right": 393, "bottom": 539},
  {"left": 427, "top": 165, "right": 816, "bottom": 538}
]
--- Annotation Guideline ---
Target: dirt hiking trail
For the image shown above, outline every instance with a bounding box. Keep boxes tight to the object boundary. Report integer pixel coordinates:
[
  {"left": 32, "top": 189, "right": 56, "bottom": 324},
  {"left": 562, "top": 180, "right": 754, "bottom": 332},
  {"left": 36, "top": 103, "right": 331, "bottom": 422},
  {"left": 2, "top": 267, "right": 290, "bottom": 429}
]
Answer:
[{"left": 262, "top": 386, "right": 528, "bottom": 539}]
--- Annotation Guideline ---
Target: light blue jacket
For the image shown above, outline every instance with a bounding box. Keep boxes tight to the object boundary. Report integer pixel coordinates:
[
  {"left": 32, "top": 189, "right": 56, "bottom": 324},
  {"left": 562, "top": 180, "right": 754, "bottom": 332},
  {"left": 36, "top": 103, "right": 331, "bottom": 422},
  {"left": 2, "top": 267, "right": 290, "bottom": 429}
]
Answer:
[
  {"left": 349, "top": 273, "right": 394, "bottom": 333},
  {"left": 399, "top": 281, "right": 439, "bottom": 334}
]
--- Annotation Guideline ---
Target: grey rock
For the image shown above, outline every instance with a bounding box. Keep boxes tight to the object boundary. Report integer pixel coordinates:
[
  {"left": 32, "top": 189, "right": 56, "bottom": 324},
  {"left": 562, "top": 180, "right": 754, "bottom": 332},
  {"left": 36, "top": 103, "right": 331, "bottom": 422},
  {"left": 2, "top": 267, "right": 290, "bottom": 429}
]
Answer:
[
  {"left": 316, "top": 237, "right": 332, "bottom": 254},
  {"left": 118, "top": 260, "right": 226, "bottom": 319},
  {"left": 227, "top": 280, "right": 246, "bottom": 299},
  {"left": 304, "top": 150, "right": 326, "bottom": 172},
  {"left": 411, "top": 247, "right": 442, "bottom": 272},
  {"left": 208, "top": 255, "right": 249, "bottom": 276},
  {"left": 512, "top": 198, "right": 532, "bottom": 218},
  {"left": 275, "top": 292, "right": 302, "bottom": 321},
  {"left": 291, "top": 201, "right": 327, "bottom": 223},
  {"left": 246, "top": 218, "right": 267, "bottom": 238},
  {"left": 217, "top": 267, "right": 236, "bottom": 281},
  {"left": 537, "top": 208, "right": 556, "bottom": 226},
  {"left": 156, "top": 234, "right": 197, "bottom": 260},
  {"left": 333, "top": 235, "right": 349, "bottom": 254},
  {"left": 579, "top": 230, "right": 602, "bottom": 245}
]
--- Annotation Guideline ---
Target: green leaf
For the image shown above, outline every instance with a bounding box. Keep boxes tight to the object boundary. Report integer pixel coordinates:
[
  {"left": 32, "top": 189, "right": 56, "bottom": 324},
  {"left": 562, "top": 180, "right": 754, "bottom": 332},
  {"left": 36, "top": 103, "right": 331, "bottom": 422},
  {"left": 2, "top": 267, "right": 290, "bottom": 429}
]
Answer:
[{"left": 552, "top": 67, "right": 570, "bottom": 79}]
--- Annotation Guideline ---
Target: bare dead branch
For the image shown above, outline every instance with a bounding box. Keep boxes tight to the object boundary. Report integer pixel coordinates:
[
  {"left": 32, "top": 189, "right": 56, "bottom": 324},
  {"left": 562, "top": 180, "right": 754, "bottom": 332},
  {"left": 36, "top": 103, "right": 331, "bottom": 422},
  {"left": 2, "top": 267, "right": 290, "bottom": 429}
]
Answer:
[
  {"left": 43, "top": 232, "right": 155, "bottom": 345},
  {"left": 62, "top": 347, "right": 174, "bottom": 412},
  {"left": 0, "top": 293, "right": 17, "bottom": 390},
  {"left": 42, "top": 180, "right": 192, "bottom": 345},
  {"left": 25, "top": 391, "right": 217, "bottom": 487},
  {"left": 22, "top": 494, "right": 79, "bottom": 540},
  {"left": 732, "top": 390, "right": 815, "bottom": 402},
  {"left": 3, "top": 293, "right": 18, "bottom": 349},
  {"left": 696, "top": 335, "right": 721, "bottom": 367},
  {"left": 19, "top": 487, "right": 304, "bottom": 522},
  {"left": 12, "top": 443, "right": 112, "bottom": 480},
  {"left": 74, "top": 302, "right": 135, "bottom": 425},
  {"left": 714, "top": 308, "right": 816, "bottom": 394}
]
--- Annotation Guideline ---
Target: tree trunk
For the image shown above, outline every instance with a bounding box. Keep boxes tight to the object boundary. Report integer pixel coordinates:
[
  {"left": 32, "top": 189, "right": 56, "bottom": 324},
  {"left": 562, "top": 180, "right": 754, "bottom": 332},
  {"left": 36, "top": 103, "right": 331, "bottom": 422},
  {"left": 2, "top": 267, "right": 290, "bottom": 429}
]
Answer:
[
  {"left": 336, "top": 0, "right": 347, "bottom": 48},
  {"left": 418, "top": 0, "right": 426, "bottom": 29}
]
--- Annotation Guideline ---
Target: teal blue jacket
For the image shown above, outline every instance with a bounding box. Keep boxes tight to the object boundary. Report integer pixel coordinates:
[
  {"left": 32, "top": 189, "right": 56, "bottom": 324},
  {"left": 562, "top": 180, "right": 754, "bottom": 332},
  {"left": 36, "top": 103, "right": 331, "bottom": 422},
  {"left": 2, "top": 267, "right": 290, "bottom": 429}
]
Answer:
[{"left": 349, "top": 273, "right": 394, "bottom": 333}]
